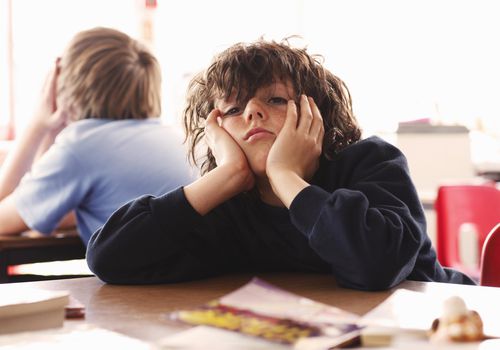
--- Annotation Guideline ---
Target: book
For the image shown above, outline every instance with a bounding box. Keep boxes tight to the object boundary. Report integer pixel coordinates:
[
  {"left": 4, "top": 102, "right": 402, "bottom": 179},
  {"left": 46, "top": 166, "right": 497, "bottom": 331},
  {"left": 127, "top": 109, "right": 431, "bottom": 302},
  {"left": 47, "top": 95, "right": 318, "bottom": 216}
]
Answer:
[
  {"left": 166, "top": 277, "right": 362, "bottom": 349},
  {"left": 65, "top": 296, "right": 85, "bottom": 319},
  {"left": 0, "top": 289, "right": 69, "bottom": 335},
  {"left": 0, "top": 324, "right": 153, "bottom": 349}
]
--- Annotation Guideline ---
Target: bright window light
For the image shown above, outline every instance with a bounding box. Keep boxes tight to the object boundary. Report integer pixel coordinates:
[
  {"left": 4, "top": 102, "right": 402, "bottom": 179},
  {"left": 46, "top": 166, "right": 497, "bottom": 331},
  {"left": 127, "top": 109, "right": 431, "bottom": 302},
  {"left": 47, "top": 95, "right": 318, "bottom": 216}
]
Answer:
[{"left": 5, "top": 0, "right": 500, "bottom": 138}]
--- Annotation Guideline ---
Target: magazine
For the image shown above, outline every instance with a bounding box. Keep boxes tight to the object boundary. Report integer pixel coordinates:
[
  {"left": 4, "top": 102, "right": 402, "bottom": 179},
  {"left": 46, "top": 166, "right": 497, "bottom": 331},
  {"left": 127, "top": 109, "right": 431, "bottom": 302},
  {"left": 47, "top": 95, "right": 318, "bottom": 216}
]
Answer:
[
  {"left": 0, "top": 324, "right": 154, "bottom": 349},
  {"left": 167, "top": 277, "right": 362, "bottom": 349}
]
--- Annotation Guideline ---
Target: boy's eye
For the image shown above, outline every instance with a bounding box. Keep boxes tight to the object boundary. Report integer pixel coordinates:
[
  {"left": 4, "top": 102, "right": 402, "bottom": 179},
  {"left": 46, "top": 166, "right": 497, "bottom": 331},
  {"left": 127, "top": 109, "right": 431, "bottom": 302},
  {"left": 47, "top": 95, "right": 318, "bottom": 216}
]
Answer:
[
  {"left": 268, "top": 97, "right": 287, "bottom": 105},
  {"left": 223, "top": 107, "right": 241, "bottom": 116}
]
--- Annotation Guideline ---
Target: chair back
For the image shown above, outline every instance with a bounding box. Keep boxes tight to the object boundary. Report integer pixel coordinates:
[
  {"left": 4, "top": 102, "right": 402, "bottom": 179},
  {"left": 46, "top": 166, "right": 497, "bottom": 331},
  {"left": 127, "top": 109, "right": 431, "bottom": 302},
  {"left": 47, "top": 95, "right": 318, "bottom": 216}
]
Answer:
[
  {"left": 480, "top": 223, "right": 500, "bottom": 287},
  {"left": 435, "top": 184, "right": 500, "bottom": 278}
]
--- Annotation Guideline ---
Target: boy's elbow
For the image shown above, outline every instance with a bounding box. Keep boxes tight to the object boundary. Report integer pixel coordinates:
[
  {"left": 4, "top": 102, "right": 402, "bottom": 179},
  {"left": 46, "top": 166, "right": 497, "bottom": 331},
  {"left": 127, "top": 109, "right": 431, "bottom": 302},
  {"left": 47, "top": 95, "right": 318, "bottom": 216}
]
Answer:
[
  {"left": 86, "top": 239, "right": 123, "bottom": 284},
  {"left": 86, "top": 240, "right": 160, "bottom": 285},
  {"left": 337, "top": 258, "right": 410, "bottom": 291},
  {"left": 86, "top": 249, "right": 115, "bottom": 284},
  {"left": 0, "top": 204, "right": 31, "bottom": 236},
  {"left": 87, "top": 256, "right": 133, "bottom": 284},
  {"left": 357, "top": 271, "right": 404, "bottom": 291}
]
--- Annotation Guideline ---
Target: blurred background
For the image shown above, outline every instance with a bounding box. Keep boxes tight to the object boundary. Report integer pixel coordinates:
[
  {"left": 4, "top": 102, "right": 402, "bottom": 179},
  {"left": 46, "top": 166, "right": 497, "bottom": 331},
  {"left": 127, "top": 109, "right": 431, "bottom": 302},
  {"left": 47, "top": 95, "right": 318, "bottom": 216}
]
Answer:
[{"left": 2, "top": 0, "right": 499, "bottom": 133}]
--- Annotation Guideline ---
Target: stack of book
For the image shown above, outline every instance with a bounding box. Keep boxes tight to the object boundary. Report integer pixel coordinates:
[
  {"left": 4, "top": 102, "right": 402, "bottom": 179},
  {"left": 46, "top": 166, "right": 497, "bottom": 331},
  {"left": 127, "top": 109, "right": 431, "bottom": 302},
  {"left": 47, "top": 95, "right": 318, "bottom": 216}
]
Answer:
[{"left": 0, "top": 289, "right": 69, "bottom": 334}]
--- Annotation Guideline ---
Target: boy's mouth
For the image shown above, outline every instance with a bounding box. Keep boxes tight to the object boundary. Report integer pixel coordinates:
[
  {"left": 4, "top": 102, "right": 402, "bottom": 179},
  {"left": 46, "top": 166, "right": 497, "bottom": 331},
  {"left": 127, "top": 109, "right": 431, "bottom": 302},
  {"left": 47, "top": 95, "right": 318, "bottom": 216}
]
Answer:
[{"left": 244, "top": 127, "right": 273, "bottom": 141}]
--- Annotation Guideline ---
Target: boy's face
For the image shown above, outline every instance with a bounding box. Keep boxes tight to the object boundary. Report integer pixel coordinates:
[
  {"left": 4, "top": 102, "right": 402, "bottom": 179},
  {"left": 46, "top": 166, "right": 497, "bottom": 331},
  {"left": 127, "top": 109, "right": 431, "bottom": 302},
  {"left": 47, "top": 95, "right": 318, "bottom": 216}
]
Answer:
[{"left": 215, "top": 80, "right": 296, "bottom": 177}]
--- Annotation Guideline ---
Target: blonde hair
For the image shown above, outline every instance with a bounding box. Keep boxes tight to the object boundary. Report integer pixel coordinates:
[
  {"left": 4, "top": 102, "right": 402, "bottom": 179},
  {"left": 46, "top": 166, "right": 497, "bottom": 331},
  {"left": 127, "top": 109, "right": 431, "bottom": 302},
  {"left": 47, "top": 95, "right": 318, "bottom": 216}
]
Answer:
[{"left": 58, "top": 27, "right": 161, "bottom": 120}]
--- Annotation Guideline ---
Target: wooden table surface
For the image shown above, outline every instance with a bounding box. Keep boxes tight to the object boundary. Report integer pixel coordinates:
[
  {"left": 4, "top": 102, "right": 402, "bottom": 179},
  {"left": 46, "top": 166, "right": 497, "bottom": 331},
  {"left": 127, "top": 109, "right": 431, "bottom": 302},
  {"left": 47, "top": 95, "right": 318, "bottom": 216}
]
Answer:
[{"left": 2, "top": 273, "right": 500, "bottom": 347}]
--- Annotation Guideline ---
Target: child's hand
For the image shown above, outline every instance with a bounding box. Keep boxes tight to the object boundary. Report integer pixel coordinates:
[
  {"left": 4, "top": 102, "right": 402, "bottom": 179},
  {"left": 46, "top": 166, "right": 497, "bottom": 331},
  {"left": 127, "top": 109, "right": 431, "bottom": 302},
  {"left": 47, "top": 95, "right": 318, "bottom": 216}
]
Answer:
[
  {"left": 183, "top": 109, "right": 255, "bottom": 215},
  {"left": 266, "top": 95, "right": 324, "bottom": 182},
  {"left": 204, "top": 109, "right": 255, "bottom": 192},
  {"left": 32, "top": 58, "right": 71, "bottom": 135}
]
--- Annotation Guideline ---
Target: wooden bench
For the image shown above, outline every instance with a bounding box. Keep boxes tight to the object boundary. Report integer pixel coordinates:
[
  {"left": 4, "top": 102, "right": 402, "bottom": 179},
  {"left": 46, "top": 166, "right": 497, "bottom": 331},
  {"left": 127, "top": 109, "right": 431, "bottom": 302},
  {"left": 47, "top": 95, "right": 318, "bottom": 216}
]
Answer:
[{"left": 0, "top": 231, "right": 86, "bottom": 283}]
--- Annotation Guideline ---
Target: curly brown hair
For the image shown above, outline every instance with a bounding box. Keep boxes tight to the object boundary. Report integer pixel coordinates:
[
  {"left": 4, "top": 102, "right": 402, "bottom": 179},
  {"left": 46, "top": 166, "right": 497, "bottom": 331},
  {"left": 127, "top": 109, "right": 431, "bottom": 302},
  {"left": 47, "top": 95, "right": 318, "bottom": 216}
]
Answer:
[{"left": 183, "top": 38, "right": 361, "bottom": 175}]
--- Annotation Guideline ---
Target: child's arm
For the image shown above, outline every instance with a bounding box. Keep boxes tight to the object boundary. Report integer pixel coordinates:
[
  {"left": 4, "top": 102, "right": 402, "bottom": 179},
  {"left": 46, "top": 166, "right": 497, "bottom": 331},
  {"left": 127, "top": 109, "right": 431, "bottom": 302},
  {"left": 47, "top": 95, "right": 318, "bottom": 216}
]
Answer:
[
  {"left": 285, "top": 137, "right": 475, "bottom": 290},
  {"left": 0, "top": 59, "right": 69, "bottom": 201},
  {"left": 183, "top": 109, "right": 254, "bottom": 215},
  {"left": 87, "top": 188, "right": 225, "bottom": 284},
  {"left": 266, "top": 95, "right": 324, "bottom": 207},
  {"left": 0, "top": 60, "right": 71, "bottom": 235}
]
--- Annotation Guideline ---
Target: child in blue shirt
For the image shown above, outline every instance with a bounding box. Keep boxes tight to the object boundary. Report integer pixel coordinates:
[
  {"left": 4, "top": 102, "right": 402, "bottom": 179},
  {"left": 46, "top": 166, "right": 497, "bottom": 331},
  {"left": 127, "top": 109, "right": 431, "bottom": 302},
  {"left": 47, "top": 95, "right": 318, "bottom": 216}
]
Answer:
[{"left": 0, "top": 27, "right": 195, "bottom": 244}]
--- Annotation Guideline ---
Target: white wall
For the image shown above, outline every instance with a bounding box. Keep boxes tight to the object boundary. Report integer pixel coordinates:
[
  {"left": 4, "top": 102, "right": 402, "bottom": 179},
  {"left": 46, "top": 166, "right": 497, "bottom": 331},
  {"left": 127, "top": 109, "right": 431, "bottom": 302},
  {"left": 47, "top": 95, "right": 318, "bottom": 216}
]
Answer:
[{"left": 4, "top": 0, "right": 500, "bottom": 139}]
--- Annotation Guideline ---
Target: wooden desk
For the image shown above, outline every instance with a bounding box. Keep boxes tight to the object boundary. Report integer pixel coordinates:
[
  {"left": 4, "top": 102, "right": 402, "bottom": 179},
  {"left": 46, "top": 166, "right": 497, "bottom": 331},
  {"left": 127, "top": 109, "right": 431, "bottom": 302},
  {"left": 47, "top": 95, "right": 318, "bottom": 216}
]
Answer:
[
  {"left": 1, "top": 273, "right": 500, "bottom": 348},
  {"left": 0, "top": 231, "right": 86, "bottom": 283}
]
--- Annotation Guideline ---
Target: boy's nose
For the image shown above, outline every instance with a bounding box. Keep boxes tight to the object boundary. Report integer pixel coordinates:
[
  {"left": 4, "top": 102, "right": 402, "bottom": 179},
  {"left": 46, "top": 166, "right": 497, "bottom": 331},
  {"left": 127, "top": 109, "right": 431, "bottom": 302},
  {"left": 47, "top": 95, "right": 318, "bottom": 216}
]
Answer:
[{"left": 244, "top": 98, "right": 264, "bottom": 121}]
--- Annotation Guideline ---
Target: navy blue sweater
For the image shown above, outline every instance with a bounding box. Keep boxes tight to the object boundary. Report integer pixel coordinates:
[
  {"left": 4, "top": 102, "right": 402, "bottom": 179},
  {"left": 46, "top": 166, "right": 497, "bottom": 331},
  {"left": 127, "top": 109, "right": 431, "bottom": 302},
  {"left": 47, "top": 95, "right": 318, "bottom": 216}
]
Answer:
[{"left": 87, "top": 136, "right": 475, "bottom": 290}]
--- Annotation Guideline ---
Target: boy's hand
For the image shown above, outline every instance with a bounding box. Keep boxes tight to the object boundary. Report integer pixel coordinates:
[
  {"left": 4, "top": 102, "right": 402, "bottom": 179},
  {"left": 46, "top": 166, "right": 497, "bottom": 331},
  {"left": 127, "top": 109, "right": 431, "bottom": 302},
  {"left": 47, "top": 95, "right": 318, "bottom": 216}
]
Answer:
[
  {"left": 184, "top": 109, "right": 255, "bottom": 215},
  {"left": 204, "top": 109, "right": 255, "bottom": 192},
  {"left": 266, "top": 95, "right": 324, "bottom": 182},
  {"left": 32, "top": 58, "right": 72, "bottom": 135}
]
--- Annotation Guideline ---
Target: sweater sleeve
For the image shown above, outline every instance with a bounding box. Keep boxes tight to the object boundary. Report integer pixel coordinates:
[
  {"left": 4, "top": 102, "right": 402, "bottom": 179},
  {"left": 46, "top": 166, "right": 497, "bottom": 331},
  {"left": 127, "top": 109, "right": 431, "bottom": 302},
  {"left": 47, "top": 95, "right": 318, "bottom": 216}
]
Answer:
[
  {"left": 86, "top": 187, "right": 221, "bottom": 284},
  {"left": 288, "top": 139, "right": 432, "bottom": 290}
]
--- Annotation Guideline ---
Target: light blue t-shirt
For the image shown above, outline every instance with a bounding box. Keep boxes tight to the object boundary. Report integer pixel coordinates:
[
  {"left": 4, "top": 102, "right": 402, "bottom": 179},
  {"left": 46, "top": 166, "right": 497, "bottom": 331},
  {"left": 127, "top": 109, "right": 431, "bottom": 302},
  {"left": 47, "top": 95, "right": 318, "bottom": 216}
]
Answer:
[{"left": 14, "top": 118, "right": 197, "bottom": 245}]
